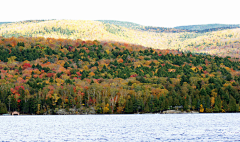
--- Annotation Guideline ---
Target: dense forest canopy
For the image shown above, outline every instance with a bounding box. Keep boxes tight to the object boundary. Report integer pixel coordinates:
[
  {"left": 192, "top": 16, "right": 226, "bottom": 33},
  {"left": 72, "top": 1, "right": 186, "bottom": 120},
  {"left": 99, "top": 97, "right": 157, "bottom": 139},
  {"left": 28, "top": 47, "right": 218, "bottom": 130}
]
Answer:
[{"left": 0, "top": 36, "right": 240, "bottom": 114}]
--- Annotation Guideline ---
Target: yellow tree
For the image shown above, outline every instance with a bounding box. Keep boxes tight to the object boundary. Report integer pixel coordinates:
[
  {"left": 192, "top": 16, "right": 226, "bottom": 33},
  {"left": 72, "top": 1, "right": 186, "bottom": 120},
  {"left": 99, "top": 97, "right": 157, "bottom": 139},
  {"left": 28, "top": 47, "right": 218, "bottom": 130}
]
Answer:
[
  {"left": 199, "top": 104, "right": 204, "bottom": 113},
  {"left": 7, "top": 56, "right": 17, "bottom": 65}
]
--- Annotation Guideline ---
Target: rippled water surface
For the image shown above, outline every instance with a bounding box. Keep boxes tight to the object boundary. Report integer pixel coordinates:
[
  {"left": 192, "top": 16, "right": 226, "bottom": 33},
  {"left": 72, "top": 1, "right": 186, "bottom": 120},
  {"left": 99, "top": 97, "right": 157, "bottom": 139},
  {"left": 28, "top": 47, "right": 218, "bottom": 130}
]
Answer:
[{"left": 1, "top": 113, "right": 240, "bottom": 141}]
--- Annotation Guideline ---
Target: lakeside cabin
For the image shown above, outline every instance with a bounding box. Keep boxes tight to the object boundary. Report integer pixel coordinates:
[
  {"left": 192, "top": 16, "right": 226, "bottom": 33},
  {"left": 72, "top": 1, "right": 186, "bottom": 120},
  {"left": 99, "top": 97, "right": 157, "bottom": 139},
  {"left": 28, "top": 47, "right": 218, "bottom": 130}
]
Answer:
[{"left": 12, "top": 111, "right": 20, "bottom": 115}]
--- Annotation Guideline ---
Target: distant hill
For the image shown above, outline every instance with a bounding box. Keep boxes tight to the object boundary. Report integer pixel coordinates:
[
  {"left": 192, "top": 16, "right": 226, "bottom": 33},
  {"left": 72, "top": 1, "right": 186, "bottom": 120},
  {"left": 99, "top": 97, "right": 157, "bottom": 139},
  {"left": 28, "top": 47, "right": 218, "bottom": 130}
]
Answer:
[
  {"left": 0, "top": 19, "right": 56, "bottom": 25},
  {"left": 98, "top": 20, "right": 188, "bottom": 33},
  {"left": 0, "top": 20, "right": 240, "bottom": 58},
  {"left": 98, "top": 21, "right": 240, "bottom": 33},
  {"left": 17, "top": 19, "right": 56, "bottom": 24},
  {"left": 97, "top": 20, "right": 143, "bottom": 29},
  {"left": 0, "top": 22, "right": 12, "bottom": 25},
  {"left": 175, "top": 24, "right": 240, "bottom": 31},
  {"left": 140, "top": 24, "right": 240, "bottom": 33},
  {"left": 138, "top": 26, "right": 187, "bottom": 33}
]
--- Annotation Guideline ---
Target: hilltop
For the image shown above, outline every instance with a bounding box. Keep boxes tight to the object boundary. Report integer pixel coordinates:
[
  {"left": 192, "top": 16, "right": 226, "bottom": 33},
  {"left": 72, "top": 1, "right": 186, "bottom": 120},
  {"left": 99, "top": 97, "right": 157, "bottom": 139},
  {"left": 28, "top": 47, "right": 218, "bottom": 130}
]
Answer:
[{"left": 0, "top": 20, "right": 240, "bottom": 58}]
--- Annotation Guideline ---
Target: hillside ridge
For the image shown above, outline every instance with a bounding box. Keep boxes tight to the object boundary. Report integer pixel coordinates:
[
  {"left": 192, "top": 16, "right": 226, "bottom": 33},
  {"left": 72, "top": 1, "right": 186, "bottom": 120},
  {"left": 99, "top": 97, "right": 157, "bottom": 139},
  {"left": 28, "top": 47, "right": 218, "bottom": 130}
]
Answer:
[{"left": 0, "top": 20, "right": 240, "bottom": 58}]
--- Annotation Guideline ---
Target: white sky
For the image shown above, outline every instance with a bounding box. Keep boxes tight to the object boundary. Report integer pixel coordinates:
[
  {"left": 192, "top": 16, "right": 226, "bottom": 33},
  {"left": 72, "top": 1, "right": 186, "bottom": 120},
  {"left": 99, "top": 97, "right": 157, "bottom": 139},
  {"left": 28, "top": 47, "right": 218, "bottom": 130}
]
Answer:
[{"left": 1, "top": 0, "right": 239, "bottom": 27}]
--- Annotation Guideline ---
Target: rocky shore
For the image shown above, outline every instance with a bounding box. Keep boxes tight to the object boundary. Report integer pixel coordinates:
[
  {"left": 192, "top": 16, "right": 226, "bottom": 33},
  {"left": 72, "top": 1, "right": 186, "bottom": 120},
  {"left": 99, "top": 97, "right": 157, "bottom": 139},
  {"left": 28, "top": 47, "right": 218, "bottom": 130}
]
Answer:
[
  {"left": 162, "top": 110, "right": 199, "bottom": 114},
  {"left": 54, "top": 109, "right": 200, "bottom": 115}
]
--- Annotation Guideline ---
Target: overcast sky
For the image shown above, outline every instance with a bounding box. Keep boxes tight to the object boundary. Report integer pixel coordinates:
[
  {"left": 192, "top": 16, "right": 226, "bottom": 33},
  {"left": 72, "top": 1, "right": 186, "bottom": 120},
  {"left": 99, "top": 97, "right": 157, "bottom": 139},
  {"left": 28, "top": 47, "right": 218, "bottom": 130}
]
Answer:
[{"left": 1, "top": 0, "right": 239, "bottom": 27}]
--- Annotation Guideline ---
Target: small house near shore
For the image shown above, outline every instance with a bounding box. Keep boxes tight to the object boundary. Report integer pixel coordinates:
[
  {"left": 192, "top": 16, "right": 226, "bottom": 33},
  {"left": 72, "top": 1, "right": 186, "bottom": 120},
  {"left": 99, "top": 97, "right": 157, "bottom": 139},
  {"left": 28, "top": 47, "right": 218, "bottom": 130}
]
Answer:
[{"left": 12, "top": 111, "right": 20, "bottom": 115}]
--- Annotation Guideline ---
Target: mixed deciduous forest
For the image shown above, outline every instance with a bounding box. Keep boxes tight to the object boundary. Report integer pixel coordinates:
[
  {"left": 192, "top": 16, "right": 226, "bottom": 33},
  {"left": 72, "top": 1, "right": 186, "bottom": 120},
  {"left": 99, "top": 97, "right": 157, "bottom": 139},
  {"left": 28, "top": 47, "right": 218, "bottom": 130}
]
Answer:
[
  {"left": 0, "top": 36, "right": 240, "bottom": 114},
  {"left": 1, "top": 20, "right": 240, "bottom": 58}
]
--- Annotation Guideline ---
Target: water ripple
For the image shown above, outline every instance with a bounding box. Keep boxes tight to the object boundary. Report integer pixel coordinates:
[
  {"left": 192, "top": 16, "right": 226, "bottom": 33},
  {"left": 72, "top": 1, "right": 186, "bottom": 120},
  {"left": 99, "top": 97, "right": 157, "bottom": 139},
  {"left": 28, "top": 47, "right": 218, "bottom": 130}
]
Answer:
[{"left": 0, "top": 114, "right": 240, "bottom": 141}]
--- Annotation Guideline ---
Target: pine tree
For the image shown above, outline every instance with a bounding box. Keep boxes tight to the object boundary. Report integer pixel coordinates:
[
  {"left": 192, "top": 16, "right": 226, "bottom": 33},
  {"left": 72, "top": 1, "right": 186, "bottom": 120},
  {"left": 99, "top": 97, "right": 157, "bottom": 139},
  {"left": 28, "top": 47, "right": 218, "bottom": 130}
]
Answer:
[
  {"left": 144, "top": 103, "right": 150, "bottom": 113},
  {"left": 0, "top": 101, "right": 7, "bottom": 114},
  {"left": 64, "top": 62, "right": 70, "bottom": 69},
  {"left": 205, "top": 95, "right": 211, "bottom": 109},
  {"left": 200, "top": 88, "right": 207, "bottom": 96},
  {"left": 229, "top": 95, "right": 236, "bottom": 112},
  {"left": 222, "top": 100, "right": 228, "bottom": 112},
  {"left": 213, "top": 105, "right": 219, "bottom": 112},
  {"left": 236, "top": 104, "right": 239, "bottom": 112},
  {"left": 50, "top": 77, "right": 54, "bottom": 83},
  {"left": 125, "top": 99, "right": 133, "bottom": 114},
  {"left": 214, "top": 95, "right": 221, "bottom": 112}
]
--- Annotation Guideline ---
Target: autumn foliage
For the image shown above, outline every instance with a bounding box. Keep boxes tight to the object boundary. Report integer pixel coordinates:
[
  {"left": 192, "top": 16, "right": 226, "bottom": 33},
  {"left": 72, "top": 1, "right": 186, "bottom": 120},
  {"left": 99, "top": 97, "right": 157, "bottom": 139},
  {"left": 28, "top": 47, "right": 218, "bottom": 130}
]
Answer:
[{"left": 0, "top": 36, "right": 239, "bottom": 115}]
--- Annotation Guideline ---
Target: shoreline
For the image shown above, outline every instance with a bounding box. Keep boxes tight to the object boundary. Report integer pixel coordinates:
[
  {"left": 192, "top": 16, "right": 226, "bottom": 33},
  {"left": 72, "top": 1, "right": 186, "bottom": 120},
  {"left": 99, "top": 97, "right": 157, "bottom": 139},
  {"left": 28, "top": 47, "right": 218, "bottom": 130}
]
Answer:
[{"left": 3, "top": 110, "right": 240, "bottom": 116}]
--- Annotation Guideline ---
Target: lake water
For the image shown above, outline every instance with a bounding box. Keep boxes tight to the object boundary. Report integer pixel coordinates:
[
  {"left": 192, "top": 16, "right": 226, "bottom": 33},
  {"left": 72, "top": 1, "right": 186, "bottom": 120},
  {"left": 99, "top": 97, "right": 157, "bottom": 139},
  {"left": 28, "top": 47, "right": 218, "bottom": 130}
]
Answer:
[{"left": 0, "top": 113, "right": 240, "bottom": 141}]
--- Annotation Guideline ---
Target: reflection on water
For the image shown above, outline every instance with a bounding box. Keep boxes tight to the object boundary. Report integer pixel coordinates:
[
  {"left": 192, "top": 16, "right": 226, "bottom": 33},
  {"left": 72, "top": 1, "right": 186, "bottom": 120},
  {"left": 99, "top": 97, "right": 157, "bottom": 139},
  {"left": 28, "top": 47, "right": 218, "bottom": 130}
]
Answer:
[{"left": 0, "top": 113, "right": 240, "bottom": 141}]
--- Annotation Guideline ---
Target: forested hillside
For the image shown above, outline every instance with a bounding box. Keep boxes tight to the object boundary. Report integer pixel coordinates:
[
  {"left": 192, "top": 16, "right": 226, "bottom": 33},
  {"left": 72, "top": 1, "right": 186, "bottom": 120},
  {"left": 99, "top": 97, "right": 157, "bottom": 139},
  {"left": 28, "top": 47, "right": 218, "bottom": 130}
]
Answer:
[
  {"left": 0, "top": 36, "right": 240, "bottom": 114},
  {"left": 0, "top": 20, "right": 240, "bottom": 58}
]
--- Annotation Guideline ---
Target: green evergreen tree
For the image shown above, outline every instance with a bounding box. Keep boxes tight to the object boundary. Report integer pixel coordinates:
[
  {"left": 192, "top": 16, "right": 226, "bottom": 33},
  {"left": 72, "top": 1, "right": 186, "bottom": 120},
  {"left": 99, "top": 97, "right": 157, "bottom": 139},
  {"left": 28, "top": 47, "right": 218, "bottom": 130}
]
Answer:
[
  {"left": 132, "top": 97, "right": 138, "bottom": 113},
  {"left": 29, "top": 97, "right": 38, "bottom": 114},
  {"left": 218, "top": 88, "right": 225, "bottom": 99},
  {"left": 149, "top": 96, "right": 154, "bottom": 112},
  {"left": 213, "top": 104, "right": 219, "bottom": 112},
  {"left": 0, "top": 101, "right": 7, "bottom": 114},
  {"left": 229, "top": 95, "right": 236, "bottom": 112},
  {"left": 183, "top": 100, "right": 188, "bottom": 111},
  {"left": 236, "top": 104, "right": 239, "bottom": 112},
  {"left": 200, "top": 88, "right": 207, "bottom": 96},
  {"left": 205, "top": 95, "right": 211, "bottom": 109},
  {"left": 164, "top": 98, "right": 169, "bottom": 110},
  {"left": 64, "top": 62, "right": 70, "bottom": 69},
  {"left": 222, "top": 100, "right": 228, "bottom": 112},
  {"left": 201, "top": 97, "right": 206, "bottom": 109},
  {"left": 196, "top": 99, "right": 200, "bottom": 110},
  {"left": 226, "top": 74, "right": 232, "bottom": 81},
  {"left": 205, "top": 87, "right": 211, "bottom": 96},
  {"left": 125, "top": 99, "right": 133, "bottom": 114},
  {"left": 214, "top": 95, "right": 221, "bottom": 112},
  {"left": 50, "top": 77, "right": 54, "bottom": 83},
  {"left": 153, "top": 96, "right": 159, "bottom": 112},
  {"left": 144, "top": 103, "right": 150, "bottom": 113}
]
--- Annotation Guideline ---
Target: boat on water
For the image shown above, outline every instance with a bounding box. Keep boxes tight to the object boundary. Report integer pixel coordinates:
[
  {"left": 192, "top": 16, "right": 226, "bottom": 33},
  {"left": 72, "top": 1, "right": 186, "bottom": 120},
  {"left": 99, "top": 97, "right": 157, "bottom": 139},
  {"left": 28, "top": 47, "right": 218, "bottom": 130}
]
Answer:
[{"left": 2, "top": 114, "right": 10, "bottom": 116}]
